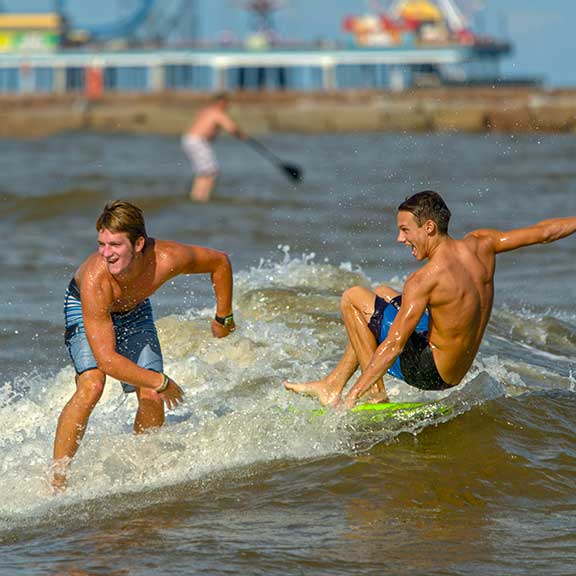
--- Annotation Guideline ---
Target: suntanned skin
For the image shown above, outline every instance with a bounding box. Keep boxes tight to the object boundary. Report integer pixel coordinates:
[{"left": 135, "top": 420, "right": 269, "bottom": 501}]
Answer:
[
  {"left": 186, "top": 98, "right": 245, "bottom": 202},
  {"left": 52, "top": 228, "right": 234, "bottom": 491},
  {"left": 285, "top": 212, "right": 576, "bottom": 409}
]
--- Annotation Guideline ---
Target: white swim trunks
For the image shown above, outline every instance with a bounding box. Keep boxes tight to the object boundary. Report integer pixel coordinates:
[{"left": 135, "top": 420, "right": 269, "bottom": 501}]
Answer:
[{"left": 181, "top": 135, "right": 218, "bottom": 176}]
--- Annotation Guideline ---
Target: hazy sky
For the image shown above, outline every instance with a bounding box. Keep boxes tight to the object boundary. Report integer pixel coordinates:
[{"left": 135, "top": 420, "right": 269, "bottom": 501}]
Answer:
[{"left": 2, "top": 0, "right": 574, "bottom": 87}]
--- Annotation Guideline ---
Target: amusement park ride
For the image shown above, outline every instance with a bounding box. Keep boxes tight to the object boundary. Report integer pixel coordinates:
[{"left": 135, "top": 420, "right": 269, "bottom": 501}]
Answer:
[
  {"left": 0, "top": 0, "right": 198, "bottom": 47},
  {"left": 0, "top": 1, "right": 512, "bottom": 94},
  {"left": 343, "top": 0, "right": 486, "bottom": 47},
  {"left": 0, "top": 0, "right": 496, "bottom": 49}
]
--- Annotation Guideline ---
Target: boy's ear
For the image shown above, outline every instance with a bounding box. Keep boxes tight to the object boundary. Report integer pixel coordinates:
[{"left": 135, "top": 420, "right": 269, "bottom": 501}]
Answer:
[
  {"left": 135, "top": 236, "right": 146, "bottom": 252},
  {"left": 424, "top": 219, "right": 437, "bottom": 235}
]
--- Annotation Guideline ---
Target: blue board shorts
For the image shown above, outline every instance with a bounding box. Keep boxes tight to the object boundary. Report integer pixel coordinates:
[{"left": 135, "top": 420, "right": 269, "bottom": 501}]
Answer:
[
  {"left": 368, "top": 295, "right": 450, "bottom": 391},
  {"left": 63, "top": 278, "right": 163, "bottom": 393}
]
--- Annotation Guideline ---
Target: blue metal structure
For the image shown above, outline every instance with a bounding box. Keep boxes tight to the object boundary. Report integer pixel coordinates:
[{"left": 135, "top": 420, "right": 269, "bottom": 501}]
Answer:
[{"left": 59, "top": 0, "right": 157, "bottom": 40}]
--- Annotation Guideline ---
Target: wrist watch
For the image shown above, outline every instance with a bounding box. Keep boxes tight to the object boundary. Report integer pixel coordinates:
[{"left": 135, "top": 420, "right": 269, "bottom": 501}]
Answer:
[{"left": 215, "top": 313, "right": 234, "bottom": 328}]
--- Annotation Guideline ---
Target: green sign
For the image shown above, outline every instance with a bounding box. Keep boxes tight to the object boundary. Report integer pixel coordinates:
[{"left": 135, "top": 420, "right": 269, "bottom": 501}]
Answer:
[{"left": 0, "top": 31, "right": 59, "bottom": 53}]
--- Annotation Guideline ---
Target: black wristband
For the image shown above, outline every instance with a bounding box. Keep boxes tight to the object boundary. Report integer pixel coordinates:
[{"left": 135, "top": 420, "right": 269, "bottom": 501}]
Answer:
[
  {"left": 214, "top": 313, "right": 234, "bottom": 327},
  {"left": 155, "top": 373, "right": 170, "bottom": 393}
]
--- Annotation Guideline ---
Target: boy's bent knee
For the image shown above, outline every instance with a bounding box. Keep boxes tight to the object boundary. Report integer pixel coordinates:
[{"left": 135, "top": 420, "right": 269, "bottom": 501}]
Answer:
[
  {"left": 342, "top": 285, "right": 364, "bottom": 302},
  {"left": 373, "top": 284, "right": 400, "bottom": 301},
  {"left": 341, "top": 285, "right": 373, "bottom": 309},
  {"left": 75, "top": 370, "right": 105, "bottom": 403}
]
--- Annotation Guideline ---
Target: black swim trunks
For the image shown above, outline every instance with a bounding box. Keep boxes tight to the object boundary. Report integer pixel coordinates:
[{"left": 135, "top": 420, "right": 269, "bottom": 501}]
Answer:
[{"left": 368, "top": 295, "right": 450, "bottom": 391}]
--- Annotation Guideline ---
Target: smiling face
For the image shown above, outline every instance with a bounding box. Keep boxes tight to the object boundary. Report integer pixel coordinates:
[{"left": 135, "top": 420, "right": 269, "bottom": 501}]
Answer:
[
  {"left": 396, "top": 210, "right": 431, "bottom": 261},
  {"left": 97, "top": 228, "right": 143, "bottom": 276}
]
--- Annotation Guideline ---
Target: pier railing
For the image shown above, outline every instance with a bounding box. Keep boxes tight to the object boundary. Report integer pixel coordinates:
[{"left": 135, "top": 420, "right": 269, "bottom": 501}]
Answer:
[{"left": 0, "top": 43, "right": 510, "bottom": 95}]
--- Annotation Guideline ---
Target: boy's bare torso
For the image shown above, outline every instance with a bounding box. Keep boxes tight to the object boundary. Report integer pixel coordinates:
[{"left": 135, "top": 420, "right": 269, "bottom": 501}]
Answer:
[
  {"left": 421, "top": 233, "right": 496, "bottom": 384},
  {"left": 186, "top": 106, "right": 227, "bottom": 141}
]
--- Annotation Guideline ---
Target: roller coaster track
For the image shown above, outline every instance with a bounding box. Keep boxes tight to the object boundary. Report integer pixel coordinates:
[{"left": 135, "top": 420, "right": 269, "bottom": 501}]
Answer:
[{"left": 60, "top": 0, "right": 157, "bottom": 40}]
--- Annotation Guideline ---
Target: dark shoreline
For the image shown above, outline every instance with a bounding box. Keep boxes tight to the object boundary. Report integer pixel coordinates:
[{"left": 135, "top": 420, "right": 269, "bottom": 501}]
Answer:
[{"left": 2, "top": 87, "right": 576, "bottom": 138}]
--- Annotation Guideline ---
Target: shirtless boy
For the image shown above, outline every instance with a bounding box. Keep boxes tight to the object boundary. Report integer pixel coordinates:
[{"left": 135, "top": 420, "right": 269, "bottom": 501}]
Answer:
[
  {"left": 53, "top": 200, "right": 235, "bottom": 490},
  {"left": 285, "top": 190, "right": 576, "bottom": 409},
  {"left": 182, "top": 93, "right": 245, "bottom": 202}
]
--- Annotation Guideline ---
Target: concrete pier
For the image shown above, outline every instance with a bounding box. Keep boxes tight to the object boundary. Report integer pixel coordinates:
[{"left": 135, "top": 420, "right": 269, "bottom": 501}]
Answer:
[{"left": 1, "top": 87, "right": 575, "bottom": 138}]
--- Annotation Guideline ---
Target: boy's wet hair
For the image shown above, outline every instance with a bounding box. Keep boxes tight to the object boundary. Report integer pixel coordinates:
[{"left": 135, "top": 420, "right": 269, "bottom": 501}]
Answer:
[
  {"left": 96, "top": 200, "right": 147, "bottom": 246},
  {"left": 398, "top": 190, "right": 451, "bottom": 235}
]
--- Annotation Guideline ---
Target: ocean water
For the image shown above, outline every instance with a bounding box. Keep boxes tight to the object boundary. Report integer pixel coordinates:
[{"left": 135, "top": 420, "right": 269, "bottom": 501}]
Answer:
[{"left": 1, "top": 131, "right": 576, "bottom": 575}]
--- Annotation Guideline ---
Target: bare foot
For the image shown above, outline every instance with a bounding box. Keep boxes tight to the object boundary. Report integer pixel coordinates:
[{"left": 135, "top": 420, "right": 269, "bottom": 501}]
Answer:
[
  {"left": 49, "top": 459, "right": 69, "bottom": 494},
  {"left": 360, "top": 391, "right": 389, "bottom": 404},
  {"left": 284, "top": 380, "right": 341, "bottom": 407},
  {"left": 358, "top": 384, "right": 389, "bottom": 404}
]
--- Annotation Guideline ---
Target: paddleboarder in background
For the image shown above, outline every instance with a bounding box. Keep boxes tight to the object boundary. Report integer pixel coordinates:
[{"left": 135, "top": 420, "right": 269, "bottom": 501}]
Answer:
[
  {"left": 285, "top": 190, "right": 576, "bottom": 409},
  {"left": 182, "top": 92, "right": 245, "bottom": 202},
  {"left": 53, "top": 200, "right": 236, "bottom": 491}
]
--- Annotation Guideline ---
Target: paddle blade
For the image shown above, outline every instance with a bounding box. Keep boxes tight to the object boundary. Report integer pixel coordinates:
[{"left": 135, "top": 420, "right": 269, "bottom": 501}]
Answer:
[{"left": 282, "top": 163, "right": 303, "bottom": 183}]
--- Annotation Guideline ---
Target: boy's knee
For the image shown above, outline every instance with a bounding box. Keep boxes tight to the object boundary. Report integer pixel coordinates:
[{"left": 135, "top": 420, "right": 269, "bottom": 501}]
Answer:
[
  {"left": 373, "top": 284, "right": 400, "bottom": 301},
  {"left": 73, "top": 371, "right": 105, "bottom": 409},
  {"left": 341, "top": 285, "right": 367, "bottom": 309}
]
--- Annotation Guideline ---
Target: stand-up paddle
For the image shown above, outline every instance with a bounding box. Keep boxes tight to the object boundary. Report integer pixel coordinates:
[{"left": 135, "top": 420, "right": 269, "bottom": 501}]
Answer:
[{"left": 245, "top": 137, "right": 303, "bottom": 183}]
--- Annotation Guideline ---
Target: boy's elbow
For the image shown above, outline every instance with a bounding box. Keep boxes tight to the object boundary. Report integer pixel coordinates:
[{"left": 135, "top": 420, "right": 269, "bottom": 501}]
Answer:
[
  {"left": 95, "top": 357, "right": 111, "bottom": 374},
  {"left": 214, "top": 251, "right": 232, "bottom": 274},
  {"left": 94, "top": 352, "right": 117, "bottom": 375},
  {"left": 221, "top": 251, "right": 232, "bottom": 267}
]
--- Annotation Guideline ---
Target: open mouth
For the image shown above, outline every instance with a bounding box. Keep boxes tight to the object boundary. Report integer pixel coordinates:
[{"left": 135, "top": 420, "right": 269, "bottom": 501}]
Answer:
[{"left": 105, "top": 256, "right": 121, "bottom": 270}]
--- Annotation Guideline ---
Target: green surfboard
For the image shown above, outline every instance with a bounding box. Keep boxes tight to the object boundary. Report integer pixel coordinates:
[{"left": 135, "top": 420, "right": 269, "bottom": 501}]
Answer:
[{"left": 310, "top": 401, "right": 451, "bottom": 421}]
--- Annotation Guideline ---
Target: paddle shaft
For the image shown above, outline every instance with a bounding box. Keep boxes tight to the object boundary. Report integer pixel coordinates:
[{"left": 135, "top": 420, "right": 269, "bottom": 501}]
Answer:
[
  {"left": 244, "top": 137, "right": 302, "bottom": 182},
  {"left": 245, "top": 137, "right": 285, "bottom": 167}
]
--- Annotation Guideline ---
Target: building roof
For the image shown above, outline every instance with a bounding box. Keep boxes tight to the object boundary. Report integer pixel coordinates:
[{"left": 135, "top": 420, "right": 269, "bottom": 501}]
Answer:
[{"left": 0, "top": 13, "right": 62, "bottom": 31}]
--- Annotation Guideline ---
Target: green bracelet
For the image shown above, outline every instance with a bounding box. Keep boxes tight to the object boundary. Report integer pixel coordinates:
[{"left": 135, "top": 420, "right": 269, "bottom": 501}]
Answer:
[{"left": 155, "top": 373, "right": 170, "bottom": 393}]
